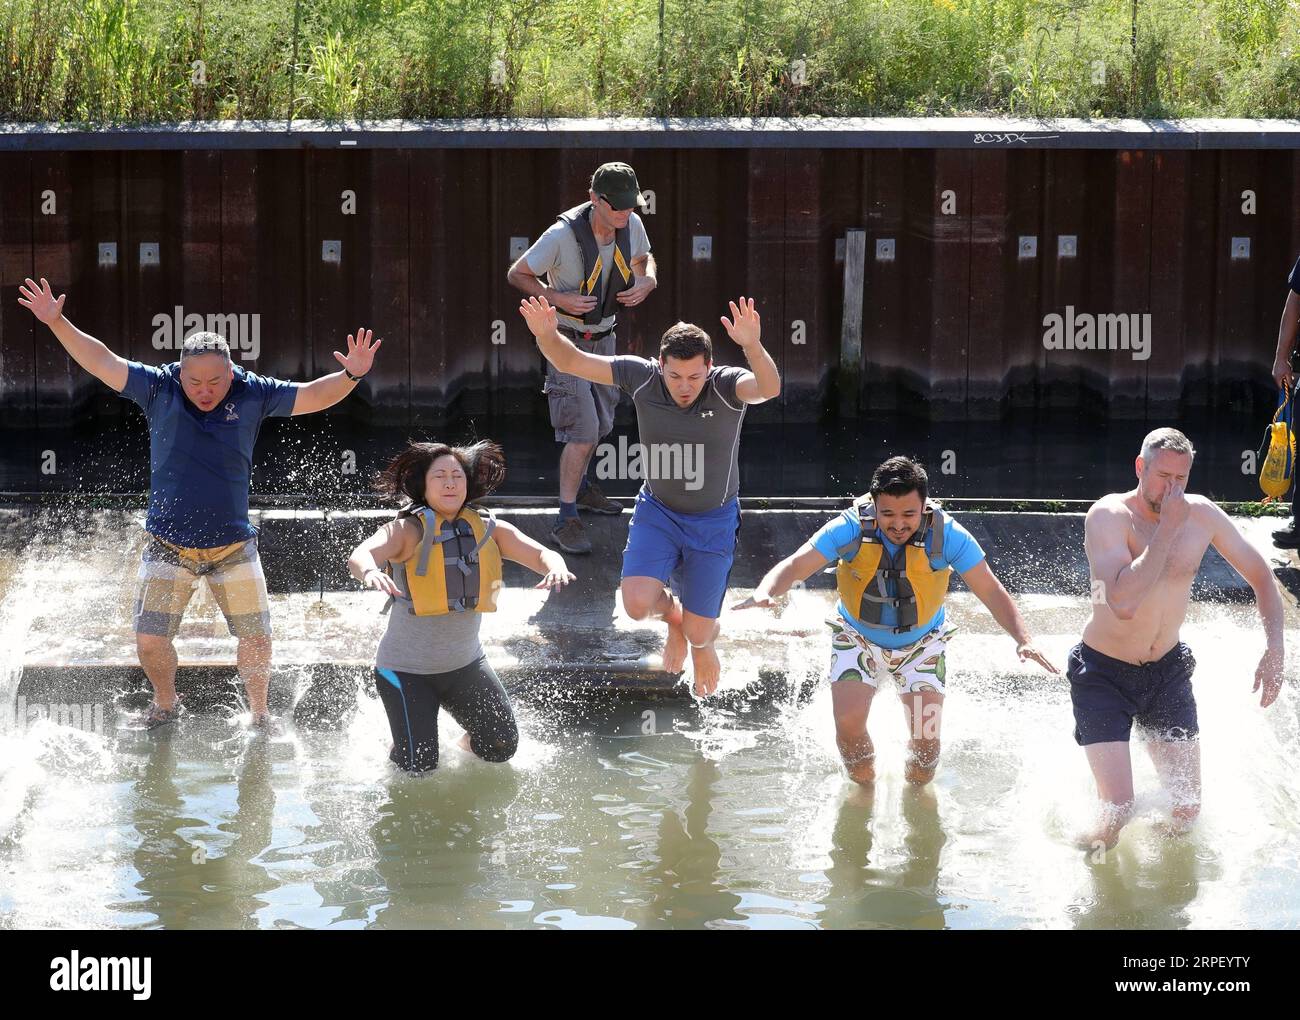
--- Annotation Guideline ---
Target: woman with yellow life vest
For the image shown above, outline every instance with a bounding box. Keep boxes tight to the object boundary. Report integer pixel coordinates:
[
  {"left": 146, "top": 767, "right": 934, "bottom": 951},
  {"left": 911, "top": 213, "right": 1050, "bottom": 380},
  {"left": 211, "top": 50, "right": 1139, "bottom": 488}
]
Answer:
[
  {"left": 736, "top": 456, "right": 1057, "bottom": 788},
  {"left": 347, "top": 440, "right": 575, "bottom": 773}
]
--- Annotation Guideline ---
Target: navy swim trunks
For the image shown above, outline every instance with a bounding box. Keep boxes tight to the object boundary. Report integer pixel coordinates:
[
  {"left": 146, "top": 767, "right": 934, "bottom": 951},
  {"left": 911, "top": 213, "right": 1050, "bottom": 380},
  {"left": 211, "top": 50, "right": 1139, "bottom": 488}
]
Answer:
[{"left": 1066, "top": 640, "right": 1199, "bottom": 746}]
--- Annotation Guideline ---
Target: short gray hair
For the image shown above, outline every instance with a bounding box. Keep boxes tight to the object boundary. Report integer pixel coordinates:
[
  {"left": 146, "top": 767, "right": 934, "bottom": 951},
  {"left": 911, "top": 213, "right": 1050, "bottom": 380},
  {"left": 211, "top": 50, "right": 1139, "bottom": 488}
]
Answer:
[
  {"left": 1139, "top": 427, "right": 1195, "bottom": 464},
  {"left": 180, "top": 331, "right": 231, "bottom": 362}
]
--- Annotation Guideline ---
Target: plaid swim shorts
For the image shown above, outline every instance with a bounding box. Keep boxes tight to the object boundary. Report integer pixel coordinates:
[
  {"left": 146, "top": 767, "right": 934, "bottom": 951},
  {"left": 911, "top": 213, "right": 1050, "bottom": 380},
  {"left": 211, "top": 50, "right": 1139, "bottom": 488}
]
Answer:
[{"left": 133, "top": 533, "right": 272, "bottom": 638}]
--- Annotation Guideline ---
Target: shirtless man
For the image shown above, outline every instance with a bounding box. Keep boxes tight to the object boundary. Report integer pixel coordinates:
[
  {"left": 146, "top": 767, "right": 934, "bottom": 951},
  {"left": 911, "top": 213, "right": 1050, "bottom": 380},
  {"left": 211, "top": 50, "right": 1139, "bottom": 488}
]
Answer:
[{"left": 1072, "top": 428, "right": 1285, "bottom": 850}]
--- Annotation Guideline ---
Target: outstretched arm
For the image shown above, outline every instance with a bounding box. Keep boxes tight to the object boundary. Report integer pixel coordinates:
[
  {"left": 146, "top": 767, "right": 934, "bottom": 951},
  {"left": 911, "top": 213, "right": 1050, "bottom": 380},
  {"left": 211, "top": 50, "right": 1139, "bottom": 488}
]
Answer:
[
  {"left": 518, "top": 295, "right": 614, "bottom": 385},
  {"left": 1206, "top": 502, "right": 1285, "bottom": 707},
  {"left": 721, "top": 297, "right": 780, "bottom": 404},
  {"left": 733, "top": 542, "right": 829, "bottom": 609},
  {"left": 18, "top": 278, "right": 128, "bottom": 391},
  {"left": 492, "top": 520, "right": 575, "bottom": 591},
  {"left": 347, "top": 519, "right": 414, "bottom": 597},
  {"left": 960, "top": 559, "right": 1058, "bottom": 674},
  {"left": 292, "top": 326, "right": 382, "bottom": 416}
]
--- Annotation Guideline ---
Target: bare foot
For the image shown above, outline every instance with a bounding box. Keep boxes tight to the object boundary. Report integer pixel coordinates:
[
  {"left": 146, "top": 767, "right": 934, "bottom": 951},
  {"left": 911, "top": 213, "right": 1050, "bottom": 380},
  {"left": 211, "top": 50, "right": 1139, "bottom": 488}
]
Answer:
[
  {"left": 663, "top": 619, "right": 688, "bottom": 674},
  {"left": 844, "top": 782, "right": 875, "bottom": 807},
  {"left": 904, "top": 763, "right": 937, "bottom": 786},
  {"left": 1154, "top": 813, "right": 1198, "bottom": 839},
  {"left": 249, "top": 712, "right": 283, "bottom": 738},
  {"left": 690, "top": 643, "right": 721, "bottom": 696},
  {"left": 1075, "top": 819, "right": 1126, "bottom": 856},
  {"left": 456, "top": 732, "right": 474, "bottom": 754},
  {"left": 846, "top": 759, "right": 876, "bottom": 786}
]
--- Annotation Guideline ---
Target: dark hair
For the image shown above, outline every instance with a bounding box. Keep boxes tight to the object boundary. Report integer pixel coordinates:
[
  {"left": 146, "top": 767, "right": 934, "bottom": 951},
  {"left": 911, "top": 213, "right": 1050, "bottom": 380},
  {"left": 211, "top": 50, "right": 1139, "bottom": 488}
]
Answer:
[
  {"left": 375, "top": 440, "right": 506, "bottom": 511},
  {"left": 869, "top": 456, "right": 929, "bottom": 503},
  {"left": 659, "top": 322, "right": 712, "bottom": 363}
]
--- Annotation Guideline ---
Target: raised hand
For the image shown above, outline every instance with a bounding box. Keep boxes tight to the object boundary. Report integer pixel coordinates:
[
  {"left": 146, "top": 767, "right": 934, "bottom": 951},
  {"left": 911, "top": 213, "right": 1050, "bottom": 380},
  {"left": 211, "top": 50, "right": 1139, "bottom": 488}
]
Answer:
[
  {"left": 720, "top": 296, "right": 761, "bottom": 348},
  {"left": 519, "top": 295, "right": 560, "bottom": 338},
  {"left": 334, "top": 326, "right": 382, "bottom": 377},
  {"left": 1158, "top": 481, "right": 1190, "bottom": 531},
  {"left": 17, "top": 277, "right": 66, "bottom": 325}
]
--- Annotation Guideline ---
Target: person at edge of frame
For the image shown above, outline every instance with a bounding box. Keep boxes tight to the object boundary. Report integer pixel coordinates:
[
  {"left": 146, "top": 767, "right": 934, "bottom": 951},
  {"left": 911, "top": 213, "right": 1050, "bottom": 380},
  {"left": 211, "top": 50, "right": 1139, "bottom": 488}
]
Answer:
[{"left": 1270, "top": 252, "right": 1300, "bottom": 548}]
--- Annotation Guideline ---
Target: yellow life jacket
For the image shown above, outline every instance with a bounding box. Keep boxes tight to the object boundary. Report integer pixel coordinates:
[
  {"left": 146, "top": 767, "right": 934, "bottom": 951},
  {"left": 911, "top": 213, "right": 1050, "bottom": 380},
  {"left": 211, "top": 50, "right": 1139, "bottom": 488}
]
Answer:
[
  {"left": 834, "top": 497, "right": 951, "bottom": 634},
  {"left": 557, "top": 202, "right": 634, "bottom": 326},
  {"left": 392, "top": 505, "right": 502, "bottom": 616},
  {"left": 1259, "top": 385, "right": 1295, "bottom": 499}
]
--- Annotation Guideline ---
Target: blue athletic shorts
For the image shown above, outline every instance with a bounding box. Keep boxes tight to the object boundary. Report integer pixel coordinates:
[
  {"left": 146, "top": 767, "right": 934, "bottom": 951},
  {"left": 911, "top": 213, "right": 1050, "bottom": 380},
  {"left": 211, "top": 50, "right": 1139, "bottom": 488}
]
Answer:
[
  {"left": 1066, "top": 640, "right": 1199, "bottom": 746},
  {"left": 621, "top": 489, "right": 741, "bottom": 619}
]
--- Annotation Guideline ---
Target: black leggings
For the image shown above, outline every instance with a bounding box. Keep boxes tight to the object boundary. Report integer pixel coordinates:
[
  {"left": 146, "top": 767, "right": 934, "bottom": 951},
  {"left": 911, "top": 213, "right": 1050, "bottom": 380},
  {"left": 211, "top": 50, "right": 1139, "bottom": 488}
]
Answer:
[{"left": 373, "top": 657, "right": 519, "bottom": 773}]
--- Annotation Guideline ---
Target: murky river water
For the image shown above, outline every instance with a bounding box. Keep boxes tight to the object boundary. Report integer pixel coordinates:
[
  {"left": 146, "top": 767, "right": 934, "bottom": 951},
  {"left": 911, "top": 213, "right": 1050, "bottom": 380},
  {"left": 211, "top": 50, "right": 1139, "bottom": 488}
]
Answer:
[{"left": 2, "top": 586, "right": 1296, "bottom": 930}]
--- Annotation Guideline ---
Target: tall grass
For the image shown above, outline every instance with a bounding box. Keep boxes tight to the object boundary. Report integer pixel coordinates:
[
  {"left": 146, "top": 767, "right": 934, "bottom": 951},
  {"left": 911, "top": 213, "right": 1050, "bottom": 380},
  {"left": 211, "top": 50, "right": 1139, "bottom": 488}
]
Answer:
[{"left": 0, "top": 0, "right": 1294, "bottom": 123}]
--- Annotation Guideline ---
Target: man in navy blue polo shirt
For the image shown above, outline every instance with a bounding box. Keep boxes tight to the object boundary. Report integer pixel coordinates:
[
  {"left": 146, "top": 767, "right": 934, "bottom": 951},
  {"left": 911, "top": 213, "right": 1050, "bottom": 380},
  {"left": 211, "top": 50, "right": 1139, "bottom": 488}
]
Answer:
[
  {"left": 18, "top": 277, "right": 381, "bottom": 731},
  {"left": 1269, "top": 255, "right": 1300, "bottom": 548}
]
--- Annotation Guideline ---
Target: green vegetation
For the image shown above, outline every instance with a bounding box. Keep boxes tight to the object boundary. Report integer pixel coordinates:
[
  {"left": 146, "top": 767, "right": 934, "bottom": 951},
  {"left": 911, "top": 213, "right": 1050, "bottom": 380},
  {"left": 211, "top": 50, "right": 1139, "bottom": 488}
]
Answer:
[{"left": 0, "top": 0, "right": 1296, "bottom": 123}]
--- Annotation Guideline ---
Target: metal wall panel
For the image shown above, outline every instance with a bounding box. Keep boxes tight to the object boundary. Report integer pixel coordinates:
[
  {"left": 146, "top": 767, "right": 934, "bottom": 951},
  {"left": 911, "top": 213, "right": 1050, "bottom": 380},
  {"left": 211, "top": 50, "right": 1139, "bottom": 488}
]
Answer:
[
  {"left": 0, "top": 154, "right": 34, "bottom": 430},
  {"left": 3, "top": 143, "right": 1299, "bottom": 443}
]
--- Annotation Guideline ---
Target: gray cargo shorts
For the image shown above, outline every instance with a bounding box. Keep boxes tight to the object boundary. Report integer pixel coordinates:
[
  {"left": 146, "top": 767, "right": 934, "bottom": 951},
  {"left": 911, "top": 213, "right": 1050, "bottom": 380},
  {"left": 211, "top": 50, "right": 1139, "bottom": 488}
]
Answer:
[{"left": 544, "top": 330, "right": 620, "bottom": 444}]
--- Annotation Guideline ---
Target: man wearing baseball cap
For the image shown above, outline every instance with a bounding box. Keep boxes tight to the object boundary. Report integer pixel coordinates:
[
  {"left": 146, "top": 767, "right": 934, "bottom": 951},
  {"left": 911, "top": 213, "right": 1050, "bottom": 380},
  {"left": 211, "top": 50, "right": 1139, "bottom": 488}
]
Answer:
[{"left": 508, "top": 162, "right": 657, "bottom": 554}]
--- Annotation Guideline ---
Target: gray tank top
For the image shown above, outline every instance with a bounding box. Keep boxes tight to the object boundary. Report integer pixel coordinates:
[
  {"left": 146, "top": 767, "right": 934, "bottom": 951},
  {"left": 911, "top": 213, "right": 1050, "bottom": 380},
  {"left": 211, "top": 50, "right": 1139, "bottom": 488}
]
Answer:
[{"left": 374, "top": 558, "right": 486, "bottom": 675}]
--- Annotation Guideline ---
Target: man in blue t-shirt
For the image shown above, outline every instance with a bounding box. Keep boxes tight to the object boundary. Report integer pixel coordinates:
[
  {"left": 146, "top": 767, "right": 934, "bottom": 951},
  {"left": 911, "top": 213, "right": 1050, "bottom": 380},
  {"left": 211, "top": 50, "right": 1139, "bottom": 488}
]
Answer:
[
  {"left": 18, "top": 277, "right": 382, "bottom": 731},
  {"left": 1269, "top": 254, "right": 1300, "bottom": 548},
  {"left": 736, "top": 456, "right": 1057, "bottom": 788}
]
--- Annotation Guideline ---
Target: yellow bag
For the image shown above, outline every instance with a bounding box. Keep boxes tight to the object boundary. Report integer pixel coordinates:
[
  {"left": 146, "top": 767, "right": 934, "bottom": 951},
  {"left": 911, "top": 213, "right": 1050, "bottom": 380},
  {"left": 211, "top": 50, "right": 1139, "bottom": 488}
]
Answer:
[{"left": 1259, "top": 385, "right": 1296, "bottom": 499}]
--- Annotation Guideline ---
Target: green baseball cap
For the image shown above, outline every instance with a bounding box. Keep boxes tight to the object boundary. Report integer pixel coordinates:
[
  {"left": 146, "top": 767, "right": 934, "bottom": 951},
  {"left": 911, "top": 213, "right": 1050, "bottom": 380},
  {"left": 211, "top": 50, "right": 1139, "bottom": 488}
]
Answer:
[{"left": 591, "top": 162, "right": 647, "bottom": 212}]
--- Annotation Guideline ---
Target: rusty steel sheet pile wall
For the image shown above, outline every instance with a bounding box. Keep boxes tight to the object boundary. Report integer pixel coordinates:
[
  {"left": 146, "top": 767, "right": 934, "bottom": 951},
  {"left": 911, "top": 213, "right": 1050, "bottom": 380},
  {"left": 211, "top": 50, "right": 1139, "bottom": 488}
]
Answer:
[{"left": 2, "top": 138, "right": 1297, "bottom": 433}]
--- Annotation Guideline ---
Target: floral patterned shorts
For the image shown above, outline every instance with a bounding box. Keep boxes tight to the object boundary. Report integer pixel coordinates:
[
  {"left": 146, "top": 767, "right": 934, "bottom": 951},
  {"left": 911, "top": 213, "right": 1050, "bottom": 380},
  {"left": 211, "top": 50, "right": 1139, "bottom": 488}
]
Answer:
[{"left": 826, "top": 615, "right": 958, "bottom": 695}]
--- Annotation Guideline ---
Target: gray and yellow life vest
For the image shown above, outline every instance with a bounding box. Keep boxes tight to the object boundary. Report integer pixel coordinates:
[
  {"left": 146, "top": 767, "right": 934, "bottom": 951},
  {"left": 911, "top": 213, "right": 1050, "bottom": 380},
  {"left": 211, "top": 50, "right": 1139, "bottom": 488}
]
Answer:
[
  {"left": 834, "top": 497, "right": 951, "bottom": 634},
  {"left": 391, "top": 505, "right": 503, "bottom": 616},
  {"left": 556, "top": 202, "right": 634, "bottom": 326}
]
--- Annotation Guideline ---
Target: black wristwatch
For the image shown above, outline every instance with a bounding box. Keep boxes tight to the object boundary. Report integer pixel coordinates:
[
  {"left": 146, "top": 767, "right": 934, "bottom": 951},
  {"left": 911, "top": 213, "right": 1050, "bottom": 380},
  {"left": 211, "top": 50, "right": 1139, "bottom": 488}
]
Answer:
[{"left": 344, "top": 368, "right": 366, "bottom": 382}]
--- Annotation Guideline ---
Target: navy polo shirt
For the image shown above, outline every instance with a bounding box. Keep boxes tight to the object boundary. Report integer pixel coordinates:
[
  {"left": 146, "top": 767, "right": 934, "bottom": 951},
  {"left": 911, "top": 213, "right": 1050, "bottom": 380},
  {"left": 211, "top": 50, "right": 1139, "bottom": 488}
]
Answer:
[{"left": 121, "top": 361, "right": 299, "bottom": 547}]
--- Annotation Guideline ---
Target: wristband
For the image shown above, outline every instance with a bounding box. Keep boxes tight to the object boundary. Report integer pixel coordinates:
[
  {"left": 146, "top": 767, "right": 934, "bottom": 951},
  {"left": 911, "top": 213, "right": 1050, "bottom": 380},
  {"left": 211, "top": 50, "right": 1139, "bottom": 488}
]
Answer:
[{"left": 344, "top": 368, "right": 366, "bottom": 382}]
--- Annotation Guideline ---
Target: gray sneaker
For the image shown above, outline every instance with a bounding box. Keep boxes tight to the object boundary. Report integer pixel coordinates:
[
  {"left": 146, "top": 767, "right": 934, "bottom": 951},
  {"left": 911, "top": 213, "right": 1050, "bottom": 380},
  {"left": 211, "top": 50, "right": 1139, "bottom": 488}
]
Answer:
[
  {"left": 551, "top": 517, "right": 592, "bottom": 555},
  {"left": 576, "top": 481, "right": 624, "bottom": 515}
]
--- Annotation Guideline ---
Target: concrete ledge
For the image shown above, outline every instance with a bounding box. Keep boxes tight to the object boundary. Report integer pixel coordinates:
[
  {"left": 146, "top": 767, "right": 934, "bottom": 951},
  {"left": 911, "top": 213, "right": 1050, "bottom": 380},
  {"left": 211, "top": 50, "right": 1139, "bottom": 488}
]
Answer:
[
  {"left": 3, "top": 117, "right": 1300, "bottom": 151},
  {"left": 7, "top": 505, "right": 1295, "bottom": 721},
  {"left": 3, "top": 504, "right": 1285, "bottom": 600}
]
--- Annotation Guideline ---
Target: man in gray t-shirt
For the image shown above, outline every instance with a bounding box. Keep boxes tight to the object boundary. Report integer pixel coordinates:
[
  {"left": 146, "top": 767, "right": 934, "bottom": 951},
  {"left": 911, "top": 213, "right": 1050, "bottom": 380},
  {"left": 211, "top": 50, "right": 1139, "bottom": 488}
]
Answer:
[
  {"left": 607, "top": 355, "right": 749, "bottom": 514},
  {"left": 519, "top": 294, "right": 781, "bottom": 697},
  {"left": 507, "top": 162, "right": 657, "bottom": 557}
]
